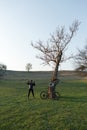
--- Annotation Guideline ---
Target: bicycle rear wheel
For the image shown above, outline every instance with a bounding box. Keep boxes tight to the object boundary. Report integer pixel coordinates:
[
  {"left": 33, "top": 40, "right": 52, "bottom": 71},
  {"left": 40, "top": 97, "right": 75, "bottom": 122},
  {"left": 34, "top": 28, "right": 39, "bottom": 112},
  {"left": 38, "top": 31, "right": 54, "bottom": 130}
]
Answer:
[
  {"left": 40, "top": 91, "right": 48, "bottom": 99},
  {"left": 53, "top": 92, "right": 60, "bottom": 100}
]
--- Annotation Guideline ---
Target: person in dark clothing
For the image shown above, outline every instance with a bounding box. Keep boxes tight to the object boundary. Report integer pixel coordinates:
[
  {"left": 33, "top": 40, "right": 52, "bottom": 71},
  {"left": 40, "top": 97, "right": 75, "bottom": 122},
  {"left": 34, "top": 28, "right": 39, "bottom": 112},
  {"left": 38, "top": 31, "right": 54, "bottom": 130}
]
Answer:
[{"left": 27, "top": 80, "right": 35, "bottom": 99}]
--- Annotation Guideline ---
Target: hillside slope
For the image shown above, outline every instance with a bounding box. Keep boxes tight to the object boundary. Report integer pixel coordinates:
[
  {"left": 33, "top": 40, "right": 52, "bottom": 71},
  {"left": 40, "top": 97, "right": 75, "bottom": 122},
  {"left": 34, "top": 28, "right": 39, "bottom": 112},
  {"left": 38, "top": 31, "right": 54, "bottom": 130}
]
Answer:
[{"left": 2, "top": 70, "right": 87, "bottom": 80}]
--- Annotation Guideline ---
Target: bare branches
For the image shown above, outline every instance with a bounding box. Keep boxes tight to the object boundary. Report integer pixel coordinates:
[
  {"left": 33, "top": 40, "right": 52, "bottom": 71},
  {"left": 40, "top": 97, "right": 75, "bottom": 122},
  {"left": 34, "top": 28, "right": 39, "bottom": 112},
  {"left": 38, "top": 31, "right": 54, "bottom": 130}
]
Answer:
[
  {"left": 69, "top": 20, "right": 80, "bottom": 33},
  {"left": 31, "top": 20, "right": 80, "bottom": 78},
  {"left": 74, "top": 44, "right": 87, "bottom": 70},
  {"left": 62, "top": 20, "right": 80, "bottom": 51},
  {"left": 31, "top": 40, "right": 58, "bottom": 65}
]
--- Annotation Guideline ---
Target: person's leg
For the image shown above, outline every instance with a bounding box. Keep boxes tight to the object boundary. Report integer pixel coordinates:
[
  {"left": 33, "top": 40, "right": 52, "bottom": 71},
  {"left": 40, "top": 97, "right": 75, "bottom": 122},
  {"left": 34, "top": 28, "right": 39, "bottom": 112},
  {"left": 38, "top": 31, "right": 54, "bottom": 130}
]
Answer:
[{"left": 31, "top": 89, "right": 34, "bottom": 97}]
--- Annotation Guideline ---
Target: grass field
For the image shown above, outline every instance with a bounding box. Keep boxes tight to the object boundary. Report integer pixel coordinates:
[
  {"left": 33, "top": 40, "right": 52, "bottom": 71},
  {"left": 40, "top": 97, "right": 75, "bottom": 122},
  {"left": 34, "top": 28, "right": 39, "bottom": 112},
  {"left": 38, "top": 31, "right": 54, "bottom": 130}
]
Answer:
[{"left": 0, "top": 71, "right": 87, "bottom": 130}]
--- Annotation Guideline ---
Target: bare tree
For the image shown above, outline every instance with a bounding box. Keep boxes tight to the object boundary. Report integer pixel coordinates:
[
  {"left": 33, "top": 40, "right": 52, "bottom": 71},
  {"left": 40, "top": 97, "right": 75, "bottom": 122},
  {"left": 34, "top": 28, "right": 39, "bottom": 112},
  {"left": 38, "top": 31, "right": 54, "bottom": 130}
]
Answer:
[
  {"left": 26, "top": 63, "right": 32, "bottom": 72},
  {"left": 0, "top": 64, "right": 7, "bottom": 70},
  {"left": 31, "top": 20, "right": 80, "bottom": 81},
  {"left": 74, "top": 44, "right": 87, "bottom": 71}
]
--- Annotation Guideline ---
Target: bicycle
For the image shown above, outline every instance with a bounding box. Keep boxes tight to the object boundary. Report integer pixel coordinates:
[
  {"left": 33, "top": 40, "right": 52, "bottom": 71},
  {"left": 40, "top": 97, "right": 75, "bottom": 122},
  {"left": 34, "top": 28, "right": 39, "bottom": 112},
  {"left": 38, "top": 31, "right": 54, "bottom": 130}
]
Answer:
[{"left": 40, "top": 90, "right": 60, "bottom": 100}]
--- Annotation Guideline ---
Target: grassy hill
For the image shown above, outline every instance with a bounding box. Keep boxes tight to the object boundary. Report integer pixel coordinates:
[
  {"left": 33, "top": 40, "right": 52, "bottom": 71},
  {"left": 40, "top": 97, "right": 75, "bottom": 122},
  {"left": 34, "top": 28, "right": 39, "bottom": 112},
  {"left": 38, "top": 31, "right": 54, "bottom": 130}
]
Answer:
[
  {"left": 2, "top": 70, "right": 87, "bottom": 80},
  {"left": 3, "top": 70, "right": 52, "bottom": 80},
  {"left": 0, "top": 70, "right": 87, "bottom": 129}
]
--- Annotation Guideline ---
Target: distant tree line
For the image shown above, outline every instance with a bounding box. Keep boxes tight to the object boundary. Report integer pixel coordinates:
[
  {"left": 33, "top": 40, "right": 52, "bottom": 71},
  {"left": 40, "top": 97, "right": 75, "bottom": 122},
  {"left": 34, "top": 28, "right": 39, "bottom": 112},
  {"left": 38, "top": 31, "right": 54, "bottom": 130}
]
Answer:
[{"left": 0, "top": 63, "right": 7, "bottom": 78}]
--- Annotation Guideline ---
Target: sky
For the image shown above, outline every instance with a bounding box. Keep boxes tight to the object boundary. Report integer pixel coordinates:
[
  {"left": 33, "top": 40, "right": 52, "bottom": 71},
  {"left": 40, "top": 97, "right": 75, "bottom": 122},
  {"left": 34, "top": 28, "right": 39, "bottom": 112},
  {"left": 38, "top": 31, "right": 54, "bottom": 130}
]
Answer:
[{"left": 0, "top": 0, "right": 87, "bottom": 71}]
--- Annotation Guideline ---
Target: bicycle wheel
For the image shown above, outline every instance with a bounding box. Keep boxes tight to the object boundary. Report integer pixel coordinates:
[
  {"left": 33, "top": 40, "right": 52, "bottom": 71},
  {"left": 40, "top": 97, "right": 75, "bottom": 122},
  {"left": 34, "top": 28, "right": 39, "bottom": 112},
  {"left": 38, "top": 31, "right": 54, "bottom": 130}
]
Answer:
[
  {"left": 53, "top": 92, "right": 60, "bottom": 100},
  {"left": 40, "top": 91, "right": 48, "bottom": 99}
]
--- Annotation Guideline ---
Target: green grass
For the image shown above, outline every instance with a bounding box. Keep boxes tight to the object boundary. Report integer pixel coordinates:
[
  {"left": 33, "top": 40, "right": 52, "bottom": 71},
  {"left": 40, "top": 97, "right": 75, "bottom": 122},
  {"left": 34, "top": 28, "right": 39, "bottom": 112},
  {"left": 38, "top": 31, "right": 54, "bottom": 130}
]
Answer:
[{"left": 0, "top": 79, "right": 87, "bottom": 130}]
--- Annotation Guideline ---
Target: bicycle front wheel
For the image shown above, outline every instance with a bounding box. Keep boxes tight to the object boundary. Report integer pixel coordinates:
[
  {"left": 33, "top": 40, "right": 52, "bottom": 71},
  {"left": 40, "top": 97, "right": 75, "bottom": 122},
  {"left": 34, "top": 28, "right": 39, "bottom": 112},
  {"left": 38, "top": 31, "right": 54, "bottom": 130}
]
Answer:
[{"left": 40, "top": 91, "right": 48, "bottom": 99}]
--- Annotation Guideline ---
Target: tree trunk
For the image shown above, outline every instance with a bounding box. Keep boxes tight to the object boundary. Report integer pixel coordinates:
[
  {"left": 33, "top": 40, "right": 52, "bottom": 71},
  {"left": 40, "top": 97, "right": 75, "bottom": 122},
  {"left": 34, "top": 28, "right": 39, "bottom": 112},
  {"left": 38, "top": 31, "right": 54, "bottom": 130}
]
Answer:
[
  {"left": 52, "top": 62, "right": 59, "bottom": 80},
  {"left": 48, "top": 51, "right": 62, "bottom": 99},
  {"left": 52, "top": 51, "right": 62, "bottom": 80},
  {"left": 48, "top": 62, "right": 59, "bottom": 99}
]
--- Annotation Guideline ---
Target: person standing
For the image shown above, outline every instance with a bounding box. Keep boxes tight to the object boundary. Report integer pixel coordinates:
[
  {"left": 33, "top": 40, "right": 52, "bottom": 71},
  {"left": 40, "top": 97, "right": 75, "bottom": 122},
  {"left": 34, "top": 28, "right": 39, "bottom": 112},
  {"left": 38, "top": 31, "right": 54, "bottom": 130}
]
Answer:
[{"left": 27, "top": 80, "right": 35, "bottom": 99}]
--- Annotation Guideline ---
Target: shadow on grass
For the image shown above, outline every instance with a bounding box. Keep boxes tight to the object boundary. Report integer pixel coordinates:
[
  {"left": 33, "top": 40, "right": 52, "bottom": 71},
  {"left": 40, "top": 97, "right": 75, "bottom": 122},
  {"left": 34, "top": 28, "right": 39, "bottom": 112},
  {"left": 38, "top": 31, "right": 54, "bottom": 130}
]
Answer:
[{"left": 60, "top": 96, "right": 87, "bottom": 103}]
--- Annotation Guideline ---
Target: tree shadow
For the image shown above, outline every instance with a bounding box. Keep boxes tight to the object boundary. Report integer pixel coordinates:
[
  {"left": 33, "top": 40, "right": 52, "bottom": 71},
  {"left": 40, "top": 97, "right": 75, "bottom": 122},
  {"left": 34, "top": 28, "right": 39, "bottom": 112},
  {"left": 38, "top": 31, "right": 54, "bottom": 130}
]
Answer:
[{"left": 60, "top": 96, "right": 87, "bottom": 103}]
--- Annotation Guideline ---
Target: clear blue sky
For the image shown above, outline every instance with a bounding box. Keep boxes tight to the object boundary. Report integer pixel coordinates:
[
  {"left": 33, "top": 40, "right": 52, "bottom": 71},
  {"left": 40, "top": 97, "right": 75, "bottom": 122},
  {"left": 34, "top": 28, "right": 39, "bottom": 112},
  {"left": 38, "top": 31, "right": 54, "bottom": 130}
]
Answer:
[{"left": 0, "top": 0, "right": 87, "bottom": 71}]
